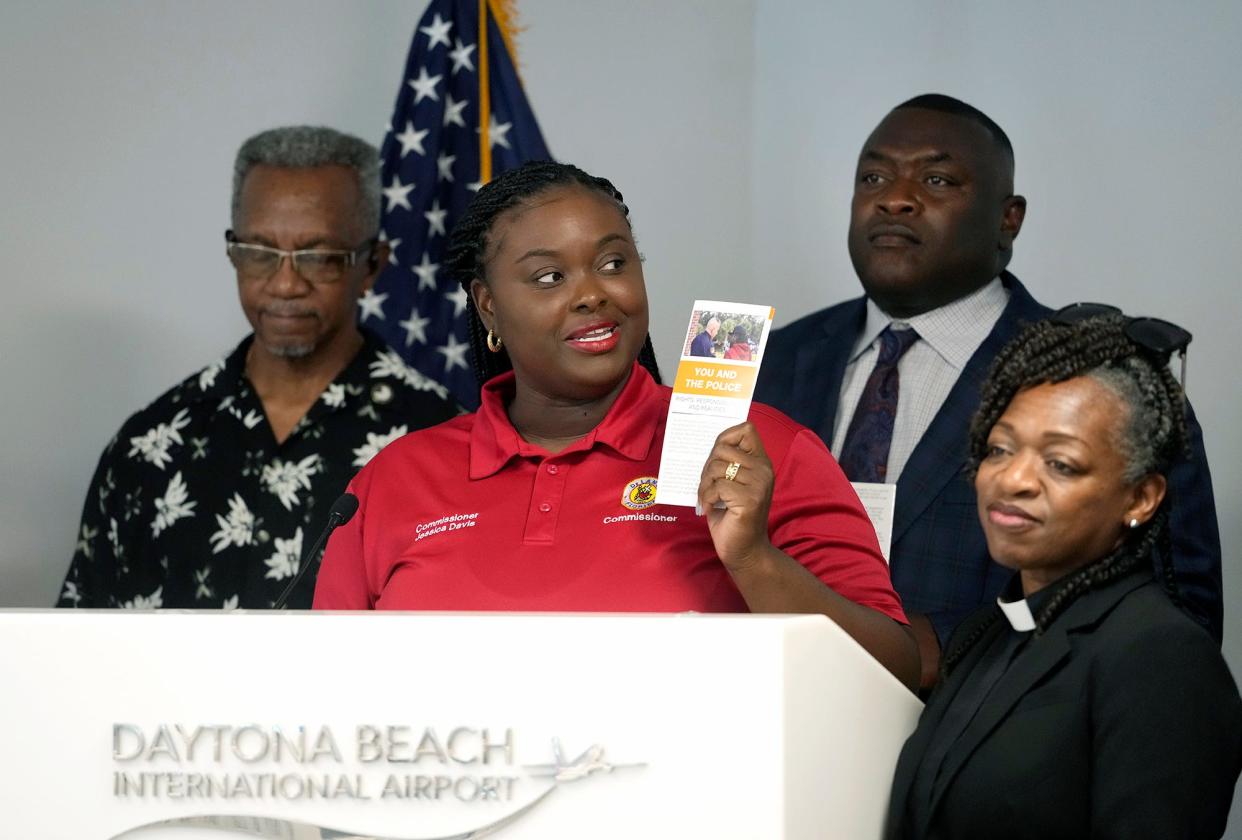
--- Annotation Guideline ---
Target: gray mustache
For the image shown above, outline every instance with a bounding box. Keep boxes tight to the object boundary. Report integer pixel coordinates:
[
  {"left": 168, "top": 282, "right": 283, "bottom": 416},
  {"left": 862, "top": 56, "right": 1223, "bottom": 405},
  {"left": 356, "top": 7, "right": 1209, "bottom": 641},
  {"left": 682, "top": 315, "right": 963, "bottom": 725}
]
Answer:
[{"left": 261, "top": 304, "right": 317, "bottom": 318}]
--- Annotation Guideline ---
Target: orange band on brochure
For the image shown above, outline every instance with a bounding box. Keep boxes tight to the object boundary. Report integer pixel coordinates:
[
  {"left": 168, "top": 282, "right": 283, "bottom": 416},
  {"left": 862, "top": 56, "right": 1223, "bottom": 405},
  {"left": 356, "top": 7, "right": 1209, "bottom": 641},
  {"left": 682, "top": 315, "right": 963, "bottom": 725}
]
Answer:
[{"left": 672, "top": 360, "right": 758, "bottom": 400}]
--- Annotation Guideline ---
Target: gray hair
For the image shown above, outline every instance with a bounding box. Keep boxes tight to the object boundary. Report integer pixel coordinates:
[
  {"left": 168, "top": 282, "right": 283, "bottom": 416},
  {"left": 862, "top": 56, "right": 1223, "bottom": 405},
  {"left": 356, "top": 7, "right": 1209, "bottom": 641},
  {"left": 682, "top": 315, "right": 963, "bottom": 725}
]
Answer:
[
  {"left": 1088, "top": 360, "right": 1173, "bottom": 484},
  {"left": 231, "top": 126, "right": 381, "bottom": 235}
]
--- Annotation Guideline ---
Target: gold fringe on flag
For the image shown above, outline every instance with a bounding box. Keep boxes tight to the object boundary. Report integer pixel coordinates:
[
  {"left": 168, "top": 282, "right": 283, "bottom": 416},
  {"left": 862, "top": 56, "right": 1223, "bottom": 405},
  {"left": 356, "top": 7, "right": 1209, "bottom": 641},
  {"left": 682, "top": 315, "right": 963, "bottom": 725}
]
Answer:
[
  {"left": 478, "top": 0, "right": 491, "bottom": 184},
  {"left": 487, "top": 0, "right": 523, "bottom": 71},
  {"left": 478, "top": 0, "right": 527, "bottom": 186}
]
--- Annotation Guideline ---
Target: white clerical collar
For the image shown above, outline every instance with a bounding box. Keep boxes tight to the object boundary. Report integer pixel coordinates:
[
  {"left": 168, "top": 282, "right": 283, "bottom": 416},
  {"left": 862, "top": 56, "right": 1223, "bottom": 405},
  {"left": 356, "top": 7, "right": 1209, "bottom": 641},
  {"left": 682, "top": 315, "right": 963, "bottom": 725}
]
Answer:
[{"left": 997, "top": 592, "right": 1036, "bottom": 632}]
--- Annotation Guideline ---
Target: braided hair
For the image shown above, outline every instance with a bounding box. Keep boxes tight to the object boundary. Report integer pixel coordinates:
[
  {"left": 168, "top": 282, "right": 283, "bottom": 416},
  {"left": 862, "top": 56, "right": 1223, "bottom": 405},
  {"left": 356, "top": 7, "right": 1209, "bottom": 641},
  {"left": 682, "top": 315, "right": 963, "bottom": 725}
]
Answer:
[
  {"left": 941, "top": 314, "right": 1189, "bottom": 678},
  {"left": 444, "top": 160, "right": 663, "bottom": 391}
]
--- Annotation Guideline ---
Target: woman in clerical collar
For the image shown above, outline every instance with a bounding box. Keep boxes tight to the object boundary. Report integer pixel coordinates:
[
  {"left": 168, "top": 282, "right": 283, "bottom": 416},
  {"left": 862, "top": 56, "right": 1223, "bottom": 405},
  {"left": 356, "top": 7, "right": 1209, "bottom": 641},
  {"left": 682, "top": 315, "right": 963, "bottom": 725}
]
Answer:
[{"left": 885, "top": 309, "right": 1242, "bottom": 840}]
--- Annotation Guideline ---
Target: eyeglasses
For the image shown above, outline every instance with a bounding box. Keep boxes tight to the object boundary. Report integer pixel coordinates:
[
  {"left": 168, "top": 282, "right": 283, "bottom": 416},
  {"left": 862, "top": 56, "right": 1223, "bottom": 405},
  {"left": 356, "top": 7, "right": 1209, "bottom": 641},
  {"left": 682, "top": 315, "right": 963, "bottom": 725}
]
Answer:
[
  {"left": 225, "top": 230, "right": 374, "bottom": 285},
  {"left": 1051, "top": 302, "right": 1192, "bottom": 387}
]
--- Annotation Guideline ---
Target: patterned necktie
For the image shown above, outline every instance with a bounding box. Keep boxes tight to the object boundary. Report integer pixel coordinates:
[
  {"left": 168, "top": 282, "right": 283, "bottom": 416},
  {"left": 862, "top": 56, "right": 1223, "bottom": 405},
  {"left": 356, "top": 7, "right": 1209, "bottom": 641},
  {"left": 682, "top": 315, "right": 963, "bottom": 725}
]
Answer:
[{"left": 838, "top": 325, "right": 919, "bottom": 483}]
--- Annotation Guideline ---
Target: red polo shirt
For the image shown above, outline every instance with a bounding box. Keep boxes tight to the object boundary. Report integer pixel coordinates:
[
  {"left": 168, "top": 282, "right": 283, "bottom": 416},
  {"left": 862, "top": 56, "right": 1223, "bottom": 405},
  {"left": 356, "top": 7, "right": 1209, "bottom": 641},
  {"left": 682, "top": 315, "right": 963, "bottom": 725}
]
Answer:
[{"left": 314, "top": 364, "right": 906, "bottom": 623}]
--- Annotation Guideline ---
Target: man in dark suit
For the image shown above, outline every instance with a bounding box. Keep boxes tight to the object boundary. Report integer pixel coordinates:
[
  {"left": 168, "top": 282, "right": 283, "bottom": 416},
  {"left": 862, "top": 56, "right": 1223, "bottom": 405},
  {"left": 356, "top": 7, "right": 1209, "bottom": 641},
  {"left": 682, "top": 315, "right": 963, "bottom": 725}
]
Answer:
[
  {"left": 691, "top": 316, "right": 720, "bottom": 357},
  {"left": 755, "top": 94, "right": 1222, "bottom": 687}
]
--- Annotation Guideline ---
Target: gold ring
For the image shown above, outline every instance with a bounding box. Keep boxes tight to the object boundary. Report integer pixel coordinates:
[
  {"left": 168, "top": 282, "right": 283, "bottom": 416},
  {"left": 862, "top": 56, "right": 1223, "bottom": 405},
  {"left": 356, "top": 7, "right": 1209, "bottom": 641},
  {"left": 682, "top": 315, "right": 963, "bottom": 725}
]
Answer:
[{"left": 724, "top": 461, "right": 742, "bottom": 482}]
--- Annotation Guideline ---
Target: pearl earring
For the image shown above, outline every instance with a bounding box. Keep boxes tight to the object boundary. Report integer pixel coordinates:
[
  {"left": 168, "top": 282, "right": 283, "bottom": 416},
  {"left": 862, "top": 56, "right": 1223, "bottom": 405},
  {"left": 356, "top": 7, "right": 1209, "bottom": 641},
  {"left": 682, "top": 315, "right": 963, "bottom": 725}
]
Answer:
[{"left": 1128, "top": 518, "right": 1138, "bottom": 529}]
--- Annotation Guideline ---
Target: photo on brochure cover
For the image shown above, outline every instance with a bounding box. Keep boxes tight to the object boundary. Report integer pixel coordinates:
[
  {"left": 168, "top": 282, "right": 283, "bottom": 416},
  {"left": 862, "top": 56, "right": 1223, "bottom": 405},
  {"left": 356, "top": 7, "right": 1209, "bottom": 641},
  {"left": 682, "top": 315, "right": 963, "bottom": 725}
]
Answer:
[{"left": 681, "top": 308, "right": 767, "bottom": 363}]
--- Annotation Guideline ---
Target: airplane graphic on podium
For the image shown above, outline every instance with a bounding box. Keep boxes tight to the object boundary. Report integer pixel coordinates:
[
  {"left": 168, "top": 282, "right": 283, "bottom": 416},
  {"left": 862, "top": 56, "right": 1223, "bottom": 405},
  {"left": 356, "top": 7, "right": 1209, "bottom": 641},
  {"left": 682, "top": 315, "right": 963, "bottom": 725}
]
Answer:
[{"left": 523, "top": 738, "right": 646, "bottom": 783}]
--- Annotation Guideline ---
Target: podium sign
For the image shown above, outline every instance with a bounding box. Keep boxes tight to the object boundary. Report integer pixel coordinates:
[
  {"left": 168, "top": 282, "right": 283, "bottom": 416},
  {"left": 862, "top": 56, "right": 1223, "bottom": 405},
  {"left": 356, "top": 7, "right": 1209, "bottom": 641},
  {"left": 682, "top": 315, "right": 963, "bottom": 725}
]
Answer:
[{"left": 0, "top": 610, "right": 921, "bottom": 839}]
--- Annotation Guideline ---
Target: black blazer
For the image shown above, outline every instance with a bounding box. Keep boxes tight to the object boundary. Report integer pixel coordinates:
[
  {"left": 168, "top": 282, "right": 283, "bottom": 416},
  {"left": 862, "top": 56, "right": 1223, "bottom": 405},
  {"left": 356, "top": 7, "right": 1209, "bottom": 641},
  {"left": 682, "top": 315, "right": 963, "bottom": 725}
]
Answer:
[
  {"left": 884, "top": 570, "right": 1242, "bottom": 840},
  {"left": 755, "top": 273, "right": 1223, "bottom": 643}
]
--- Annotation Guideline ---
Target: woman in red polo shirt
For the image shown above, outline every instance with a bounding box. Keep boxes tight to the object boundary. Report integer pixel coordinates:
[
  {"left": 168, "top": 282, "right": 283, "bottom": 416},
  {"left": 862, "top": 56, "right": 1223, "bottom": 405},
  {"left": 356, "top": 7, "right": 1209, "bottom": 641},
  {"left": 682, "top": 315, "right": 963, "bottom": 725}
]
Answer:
[{"left": 313, "top": 161, "right": 918, "bottom": 690}]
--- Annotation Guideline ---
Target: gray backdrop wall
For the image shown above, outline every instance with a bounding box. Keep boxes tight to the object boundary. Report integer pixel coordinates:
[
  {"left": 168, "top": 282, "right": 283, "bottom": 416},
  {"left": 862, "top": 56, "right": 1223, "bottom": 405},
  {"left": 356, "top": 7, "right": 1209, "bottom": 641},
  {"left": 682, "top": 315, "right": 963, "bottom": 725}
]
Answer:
[{"left": 2, "top": 0, "right": 1239, "bottom": 827}]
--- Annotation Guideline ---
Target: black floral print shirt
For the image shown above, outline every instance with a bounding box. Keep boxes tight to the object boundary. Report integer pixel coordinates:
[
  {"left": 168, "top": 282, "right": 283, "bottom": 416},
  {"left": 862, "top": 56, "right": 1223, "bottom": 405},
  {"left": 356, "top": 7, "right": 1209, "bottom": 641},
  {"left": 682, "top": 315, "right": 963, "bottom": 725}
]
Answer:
[{"left": 57, "top": 330, "right": 457, "bottom": 609}]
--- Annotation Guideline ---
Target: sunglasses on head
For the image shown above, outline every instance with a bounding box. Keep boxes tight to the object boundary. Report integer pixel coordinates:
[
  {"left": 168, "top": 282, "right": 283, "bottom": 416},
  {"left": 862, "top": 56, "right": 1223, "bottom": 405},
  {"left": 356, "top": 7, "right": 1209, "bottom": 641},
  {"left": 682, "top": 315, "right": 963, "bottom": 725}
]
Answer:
[{"left": 1051, "top": 302, "right": 1192, "bottom": 388}]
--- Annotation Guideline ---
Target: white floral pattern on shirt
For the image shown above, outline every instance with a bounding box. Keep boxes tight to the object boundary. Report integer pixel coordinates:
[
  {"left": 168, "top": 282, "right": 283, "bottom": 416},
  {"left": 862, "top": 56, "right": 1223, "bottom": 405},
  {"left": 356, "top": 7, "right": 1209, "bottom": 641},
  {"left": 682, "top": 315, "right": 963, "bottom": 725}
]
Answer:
[
  {"left": 370, "top": 349, "right": 450, "bottom": 399},
  {"left": 321, "top": 383, "right": 347, "bottom": 408},
  {"left": 122, "top": 585, "right": 164, "bottom": 610},
  {"left": 60, "top": 580, "right": 83, "bottom": 606},
  {"left": 261, "top": 455, "right": 322, "bottom": 511},
  {"left": 194, "top": 567, "right": 213, "bottom": 601},
  {"left": 352, "top": 425, "right": 409, "bottom": 467},
  {"left": 264, "top": 528, "right": 304, "bottom": 580},
  {"left": 151, "top": 471, "right": 196, "bottom": 537},
  {"left": 127, "top": 408, "right": 191, "bottom": 470},
  {"left": 209, "top": 493, "right": 255, "bottom": 554},
  {"left": 198, "top": 358, "right": 226, "bottom": 392},
  {"left": 59, "top": 332, "right": 457, "bottom": 609},
  {"left": 76, "top": 523, "right": 98, "bottom": 561}
]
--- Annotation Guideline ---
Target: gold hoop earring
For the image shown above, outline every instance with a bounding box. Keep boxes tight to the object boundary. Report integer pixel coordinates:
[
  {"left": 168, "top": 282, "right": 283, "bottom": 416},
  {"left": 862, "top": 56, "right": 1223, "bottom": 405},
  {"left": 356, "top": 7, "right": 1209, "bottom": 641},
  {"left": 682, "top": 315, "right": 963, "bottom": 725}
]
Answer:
[{"left": 486, "top": 329, "right": 503, "bottom": 353}]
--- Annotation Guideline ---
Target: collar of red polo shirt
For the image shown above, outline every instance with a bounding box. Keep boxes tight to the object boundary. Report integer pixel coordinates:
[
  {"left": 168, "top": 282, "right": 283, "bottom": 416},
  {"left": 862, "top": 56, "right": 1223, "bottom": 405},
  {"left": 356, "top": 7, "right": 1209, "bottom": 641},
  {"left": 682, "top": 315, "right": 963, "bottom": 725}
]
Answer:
[{"left": 469, "top": 363, "right": 665, "bottom": 479}]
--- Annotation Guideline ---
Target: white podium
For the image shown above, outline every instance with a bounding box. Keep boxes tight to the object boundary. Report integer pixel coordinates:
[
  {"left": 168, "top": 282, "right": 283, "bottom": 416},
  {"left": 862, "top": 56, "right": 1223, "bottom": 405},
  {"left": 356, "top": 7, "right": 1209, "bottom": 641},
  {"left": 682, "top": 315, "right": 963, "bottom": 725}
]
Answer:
[{"left": 0, "top": 610, "right": 921, "bottom": 839}]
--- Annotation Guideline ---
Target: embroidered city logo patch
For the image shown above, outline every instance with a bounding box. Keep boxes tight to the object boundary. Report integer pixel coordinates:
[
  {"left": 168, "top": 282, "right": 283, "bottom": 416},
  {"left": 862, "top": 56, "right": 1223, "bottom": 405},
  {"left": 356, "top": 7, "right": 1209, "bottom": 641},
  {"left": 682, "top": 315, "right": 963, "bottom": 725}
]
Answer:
[{"left": 620, "top": 477, "right": 658, "bottom": 510}]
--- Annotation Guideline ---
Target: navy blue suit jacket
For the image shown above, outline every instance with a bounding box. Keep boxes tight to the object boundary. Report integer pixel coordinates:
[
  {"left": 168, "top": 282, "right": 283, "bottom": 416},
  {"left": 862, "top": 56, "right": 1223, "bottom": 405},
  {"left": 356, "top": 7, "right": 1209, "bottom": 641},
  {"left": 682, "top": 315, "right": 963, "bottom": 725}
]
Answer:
[
  {"left": 755, "top": 273, "right": 1223, "bottom": 643},
  {"left": 690, "top": 331, "right": 715, "bottom": 358}
]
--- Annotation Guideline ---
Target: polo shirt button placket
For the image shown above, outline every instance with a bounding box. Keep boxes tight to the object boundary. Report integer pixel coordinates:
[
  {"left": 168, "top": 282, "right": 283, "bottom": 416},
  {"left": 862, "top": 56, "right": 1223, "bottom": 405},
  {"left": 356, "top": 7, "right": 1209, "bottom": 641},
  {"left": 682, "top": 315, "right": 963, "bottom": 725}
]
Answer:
[{"left": 523, "top": 459, "right": 569, "bottom": 543}]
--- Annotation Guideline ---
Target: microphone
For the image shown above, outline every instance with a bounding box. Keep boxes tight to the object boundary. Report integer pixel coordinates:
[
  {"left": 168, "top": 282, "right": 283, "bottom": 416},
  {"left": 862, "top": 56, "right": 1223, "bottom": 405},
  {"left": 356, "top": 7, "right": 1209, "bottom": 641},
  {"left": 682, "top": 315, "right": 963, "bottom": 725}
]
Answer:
[{"left": 272, "top": 492, "right": 359, "bottom": 610}]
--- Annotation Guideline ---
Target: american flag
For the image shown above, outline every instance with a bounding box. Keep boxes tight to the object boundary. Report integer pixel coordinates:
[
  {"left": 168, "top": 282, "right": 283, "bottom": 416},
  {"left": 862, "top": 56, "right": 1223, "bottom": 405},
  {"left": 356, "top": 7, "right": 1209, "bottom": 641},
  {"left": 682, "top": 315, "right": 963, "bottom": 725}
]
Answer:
[{"left": 363, "top": 0, "right": 551, "bottom": 409}]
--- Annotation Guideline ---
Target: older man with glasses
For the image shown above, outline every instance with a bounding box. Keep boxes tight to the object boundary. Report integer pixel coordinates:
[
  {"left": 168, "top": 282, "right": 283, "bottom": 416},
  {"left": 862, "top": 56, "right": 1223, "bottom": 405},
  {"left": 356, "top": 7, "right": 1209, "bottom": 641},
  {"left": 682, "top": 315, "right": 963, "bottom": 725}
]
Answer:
[{"left": 57, "top": 126, "right": 457, "bottom": 610}]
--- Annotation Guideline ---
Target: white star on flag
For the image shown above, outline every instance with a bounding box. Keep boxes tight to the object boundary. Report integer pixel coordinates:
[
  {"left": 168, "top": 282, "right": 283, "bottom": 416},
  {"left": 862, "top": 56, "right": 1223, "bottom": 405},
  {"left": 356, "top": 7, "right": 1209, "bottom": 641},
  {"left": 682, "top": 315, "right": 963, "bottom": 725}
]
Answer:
[
  {"left": 412, "top": 253, "right": 439, "bottom": 291},
  {"left": 424, "top": 200, "right": 448, "bottom": 238},
  {"left": 419, "top": 13, "right": 452, "bottom": 49},
  {"left": 395, "top": 122, "right": 429, "bottom": 157},
  {"left": 358, "top": 289, "right": 388, "bottom": 321},
  {"left": 443, "top": 93, "right": 468, "bottom": 128},
  {"left": 480, "top": 114, "right": 513, "bottom": 150},
  {"left": 399, "top": 309, "right": 431, "bottom": 346},
  {"left": 445, "top": 284, "right": 469, "bottom": 317},
  {"left": 407, "top": 66, "right": 443, "bottom": 103},
  {"left": 449, "top": 38, "right": 477, "bottom": 74},
  {"left": 437, "top": 333, "right": 469, "bottom": 372},
  {"left": 386, "top": 236, "right": 402, "bottom": 265},
  {"left": 437, "top": 152, "right": 456, "bottom": 182},
  {"left": 383, "top": 175, "right": 415, "bottom": 212}
]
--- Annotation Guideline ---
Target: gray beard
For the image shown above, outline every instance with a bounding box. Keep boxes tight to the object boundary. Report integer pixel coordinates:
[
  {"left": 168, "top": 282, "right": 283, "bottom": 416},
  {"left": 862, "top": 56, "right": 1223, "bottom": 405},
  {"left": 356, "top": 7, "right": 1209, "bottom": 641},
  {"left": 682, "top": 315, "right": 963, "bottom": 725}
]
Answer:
[{"left": 262, "top": 341, "right": 315, "bottom": 359}]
